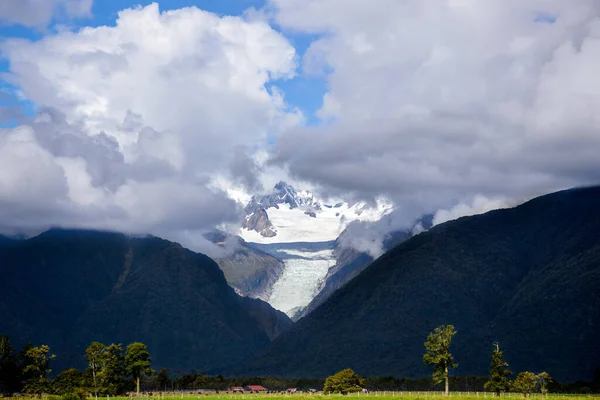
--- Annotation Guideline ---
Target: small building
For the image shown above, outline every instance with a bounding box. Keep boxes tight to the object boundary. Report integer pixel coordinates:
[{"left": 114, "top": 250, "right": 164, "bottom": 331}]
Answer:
[
  {"left": 287, "top": 388, "right": 297, "bottom": 393},
  {"left": 230, "top": 387, "right": 244, "bottom": 393},
  {"left": 244, "top": 385, "right": 268, "bottom": 393}
]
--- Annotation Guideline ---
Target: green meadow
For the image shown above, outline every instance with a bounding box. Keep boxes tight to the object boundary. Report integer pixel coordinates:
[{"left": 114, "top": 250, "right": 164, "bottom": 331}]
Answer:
[{"left": 3, "top": 393, "right": 599, "bottom": 400}]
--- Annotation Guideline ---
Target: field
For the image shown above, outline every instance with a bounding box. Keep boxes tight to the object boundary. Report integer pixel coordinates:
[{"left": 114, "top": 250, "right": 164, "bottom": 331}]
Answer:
[{"left": 3, "top": 393, "right": 599, "bottom": 400}]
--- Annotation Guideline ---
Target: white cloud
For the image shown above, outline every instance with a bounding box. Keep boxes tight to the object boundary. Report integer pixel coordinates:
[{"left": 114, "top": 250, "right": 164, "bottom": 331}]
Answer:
[
  {"left": 432, "top": 196, "right": 512, "bottom": 226},
  {"left": 0, "top": 0, "right": 93, "bottom": 28},
  {"left": 270, "top": 0, "right": 600, "bottom": 214},
  {"left": 0, "top": 3, "right": 300, "bottom": 256}
]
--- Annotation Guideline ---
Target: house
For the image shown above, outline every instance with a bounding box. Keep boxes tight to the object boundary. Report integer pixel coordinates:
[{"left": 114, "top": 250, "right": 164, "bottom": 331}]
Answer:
[
  {"left": 244, "top": 385, "right": 268, "bottom": 393},
  {"left": 230, "top": 387, "right": 244, "bottom": 393},
  {"left": 287, "top": 388, "right": 297, "bottom": 393}
]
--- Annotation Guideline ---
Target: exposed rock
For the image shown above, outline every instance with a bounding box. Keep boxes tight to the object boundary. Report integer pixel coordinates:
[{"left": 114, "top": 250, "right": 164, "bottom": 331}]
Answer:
[
  {"left": 205, "top": 231, "right": 285, "bottom": 301},
  {"left": 242, "top": 207, "right": 276, "bottom": 237},
  {"left": 304, "top": 210, "right": 317, "bottom": 218}
]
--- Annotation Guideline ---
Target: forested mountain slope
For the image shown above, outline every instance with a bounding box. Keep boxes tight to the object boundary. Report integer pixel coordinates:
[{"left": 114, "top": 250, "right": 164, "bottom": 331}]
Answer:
[
  {"left": 230, "top": 187, "right": 600, "bottom": 382},
  {"left": 0, "top": 230, "right": 291, "bottom": 372}
]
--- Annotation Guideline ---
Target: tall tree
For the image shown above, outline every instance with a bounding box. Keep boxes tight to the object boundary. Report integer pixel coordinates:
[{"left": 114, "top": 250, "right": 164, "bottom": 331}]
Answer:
[
  {"left": 512, "top": 372, "right": 537, "bottom": 397},
  {"left": 85, "top": 342, "right": 105, "bottom": 399},
  {"left": 536, "top": 372, "right": 552, "bottom": 395},
  {"left": 484, "top": 342, "right": 512, "bottom": 396},
  {"left": 423, "top": 324, "right": 458, "bottom": 396},
  {"left": 98, "top": 344, "right": 126, "bottom": 396},
  {"left": 23, "top": 345, "right": 55, "bottom": 398},
  {"left": 125, "top": 342, "right": 153, "bottom": 395},
  {"left": 0, "top": 336, "right": 20, "bottom": 394}
]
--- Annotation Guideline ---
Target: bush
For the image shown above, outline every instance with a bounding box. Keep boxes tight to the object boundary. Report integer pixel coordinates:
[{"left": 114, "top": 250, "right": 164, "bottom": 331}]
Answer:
[
  {"left": 60, "top": 388, "right": 86, "bottom": 400},
  {"left": 323, "top": 369, "right": 365, "bottom": 394}
]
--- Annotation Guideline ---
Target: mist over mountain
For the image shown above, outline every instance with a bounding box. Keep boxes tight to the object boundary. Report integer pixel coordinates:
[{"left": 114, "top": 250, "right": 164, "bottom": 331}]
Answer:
[{"left": 229, "top": 187, "right": 600, "bottom": 382}]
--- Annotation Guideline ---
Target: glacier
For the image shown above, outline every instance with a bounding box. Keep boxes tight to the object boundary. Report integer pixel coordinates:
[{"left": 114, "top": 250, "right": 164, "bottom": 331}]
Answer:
[{"left": 234, "top": 182, "right": 394, "bottom": 316}]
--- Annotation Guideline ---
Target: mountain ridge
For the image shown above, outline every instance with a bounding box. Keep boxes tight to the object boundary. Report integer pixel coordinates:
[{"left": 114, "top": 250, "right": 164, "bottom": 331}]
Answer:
[
  {"left": 0, "top": 229, "right": 292, "bottom": 373},
  {"left": 227, "top": 186, "right": 600, "bottom": 382}
]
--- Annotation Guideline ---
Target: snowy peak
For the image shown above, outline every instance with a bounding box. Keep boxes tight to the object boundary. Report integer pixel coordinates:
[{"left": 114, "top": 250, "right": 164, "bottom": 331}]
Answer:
[
  {"left": 247, "top": 181, "right": 321, "bottom": 212},
  {"left": 240, "top": 181, "right": 393, "bottom": 243}
]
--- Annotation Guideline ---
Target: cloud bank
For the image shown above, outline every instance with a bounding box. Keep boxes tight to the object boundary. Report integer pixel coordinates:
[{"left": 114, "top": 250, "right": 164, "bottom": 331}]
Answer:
[
  {"left": 2, "top": 1, "right": 600, "bottom": 257},
  {"left": 0, "top": 3, "right": 299, "bottom": 255},
  {"left": 270, "top": 0, "right": 600, "bottom": 212}
]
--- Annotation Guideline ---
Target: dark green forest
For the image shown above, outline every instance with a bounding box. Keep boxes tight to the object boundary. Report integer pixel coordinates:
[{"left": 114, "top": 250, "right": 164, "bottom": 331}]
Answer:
[{"left": 2, "top": 334, "right": 599, "bottom": 397}]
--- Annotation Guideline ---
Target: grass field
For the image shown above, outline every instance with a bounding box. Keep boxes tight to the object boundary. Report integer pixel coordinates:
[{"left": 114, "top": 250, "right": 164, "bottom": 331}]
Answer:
[{"left": 3, "top": 393, "right": 599, "bottom": 400}]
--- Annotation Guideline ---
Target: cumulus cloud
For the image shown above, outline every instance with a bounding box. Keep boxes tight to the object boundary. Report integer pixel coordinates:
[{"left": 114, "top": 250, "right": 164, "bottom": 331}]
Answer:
[
  {"left": 0, "top": 3, "right": 299, "bottom": 256},
  {"left": 270, "top": 0, "right": 600, "bottom": 213},
  {"left": 0, "top": 0, "right": 93, "bottom": 28}
]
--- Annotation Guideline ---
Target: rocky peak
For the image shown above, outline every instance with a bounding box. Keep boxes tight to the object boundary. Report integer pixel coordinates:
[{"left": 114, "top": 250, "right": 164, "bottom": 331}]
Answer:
[{"left": 242, "top": 181, "right": 322, "bottom": 237}]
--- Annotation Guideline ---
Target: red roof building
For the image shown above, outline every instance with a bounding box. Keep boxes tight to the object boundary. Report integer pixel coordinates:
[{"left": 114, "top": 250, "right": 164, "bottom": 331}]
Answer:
[{"left": 244, "top": 385, "right": 268, "bottom": 392}]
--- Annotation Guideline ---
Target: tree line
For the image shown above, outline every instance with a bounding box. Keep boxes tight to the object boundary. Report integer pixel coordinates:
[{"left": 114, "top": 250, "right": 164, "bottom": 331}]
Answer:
[
  {"left": 2, "top": 331, "right": 599, "bottom": 398},
  {"left": 323, "top": 325, "right": 557, "bottom": 396},
  {"left": 0, "top": 336, "right": 151, "bottom": 398},
  {"left": 422, "top": 325, "right": 553, "bottom": 397}
]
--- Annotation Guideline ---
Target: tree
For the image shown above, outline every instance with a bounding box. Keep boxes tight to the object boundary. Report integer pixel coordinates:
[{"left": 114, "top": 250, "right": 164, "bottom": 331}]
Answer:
[
  {"left": 0, "top": 336, "right": 20, "bottom": 394},
  {"left": 125, "top": 342, "right": 153, "bottom": 395},
  {"left": 97, "top": 343, "right": 126, "bottom": 396},
  {"left": 423, "top": 325, "right": 458, "bottom": 396},
  {"left": 52, "top": 368, "right": 84, "bottom": 395},
  {"left": 536, "top": 372, "right": 552, "bottom": 395},
  {"left": 512, "top": 372, "right": 537, "bottom": 397},
  {"left": 23, "top": 345, "right": 55, "bottom": 397},
  {"left": 323, "top": 368, "right": 365, "bottom": 394},
  {"left": 484, "top": 342, "right": 512, "bottom": 396},
  {"left": 154, "top": 368, "right": 171, "bottom": 392},
  {"left": 85, "top": 342, "right": 105, "bottom": 398}
]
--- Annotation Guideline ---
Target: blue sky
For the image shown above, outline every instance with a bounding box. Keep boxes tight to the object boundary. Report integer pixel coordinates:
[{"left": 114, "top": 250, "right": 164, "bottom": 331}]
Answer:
[{"left": 0, "top": 0, "right": 326, "bottom": 126}]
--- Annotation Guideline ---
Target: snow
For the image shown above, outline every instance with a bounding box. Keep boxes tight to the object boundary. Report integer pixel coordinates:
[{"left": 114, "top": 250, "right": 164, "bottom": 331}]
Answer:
[
  {"left": 230, "top": 184, "right": 394, "bottom": 316},
  {"left": 268, "top": 248, "right": 336, "bottom": 316},
  {"left": 239, "top": 199, "right": 393, "bottom": 244}
]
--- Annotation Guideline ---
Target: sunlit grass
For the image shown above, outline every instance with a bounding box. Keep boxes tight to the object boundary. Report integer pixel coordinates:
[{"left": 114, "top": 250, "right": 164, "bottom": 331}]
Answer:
[{"left": 4, "top": 393, "right": 598, "bottom": 400}]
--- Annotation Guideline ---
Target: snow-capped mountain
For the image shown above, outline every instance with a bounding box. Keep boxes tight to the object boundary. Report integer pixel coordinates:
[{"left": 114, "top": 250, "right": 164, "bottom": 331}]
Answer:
[
  {"left": 241, "top": 181, "right": 392, "bottom": 244},
  {"left": 235, "top": 181, "right": 393, "bottom": 317}
]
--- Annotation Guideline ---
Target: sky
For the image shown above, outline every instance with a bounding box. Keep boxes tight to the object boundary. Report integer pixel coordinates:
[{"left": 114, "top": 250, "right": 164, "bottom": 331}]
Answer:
[{"left": 1, "top": 0, "right": 600, "bottom": 255}]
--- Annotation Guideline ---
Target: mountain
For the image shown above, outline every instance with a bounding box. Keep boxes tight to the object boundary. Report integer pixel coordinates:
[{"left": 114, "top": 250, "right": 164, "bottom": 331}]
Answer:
[
  {"left": 297, "top": 215, "right": 434, "bottom": 320},
  {"left": 236, "top": 181, "right": 393, "bottom": 316},
  {"left": 203, "top": 231, "right": 285, "bottom": 301},
  {"left": 0, "top": 229, "right": 292, "bottom": 372},
  {"left": 240, "top": 181, "right": 392, "bottom": 242},
  {"left": 229, "top": 187, "right": 600, "bottom": 382}
]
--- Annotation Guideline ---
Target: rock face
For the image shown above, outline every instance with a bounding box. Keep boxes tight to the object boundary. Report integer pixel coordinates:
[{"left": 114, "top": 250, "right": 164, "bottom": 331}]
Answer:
[
  {"left": 204, "top": 231, "right": 285, "bottom": 301},
  {"left": 230, "top": 187, "right": 600, "bottom": 382},
  {"left": 0, "top": 229, "right": 292, "bottom": 373},
  {"left": 242, "top": 207, "right": 276, "bottom": 237}
]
